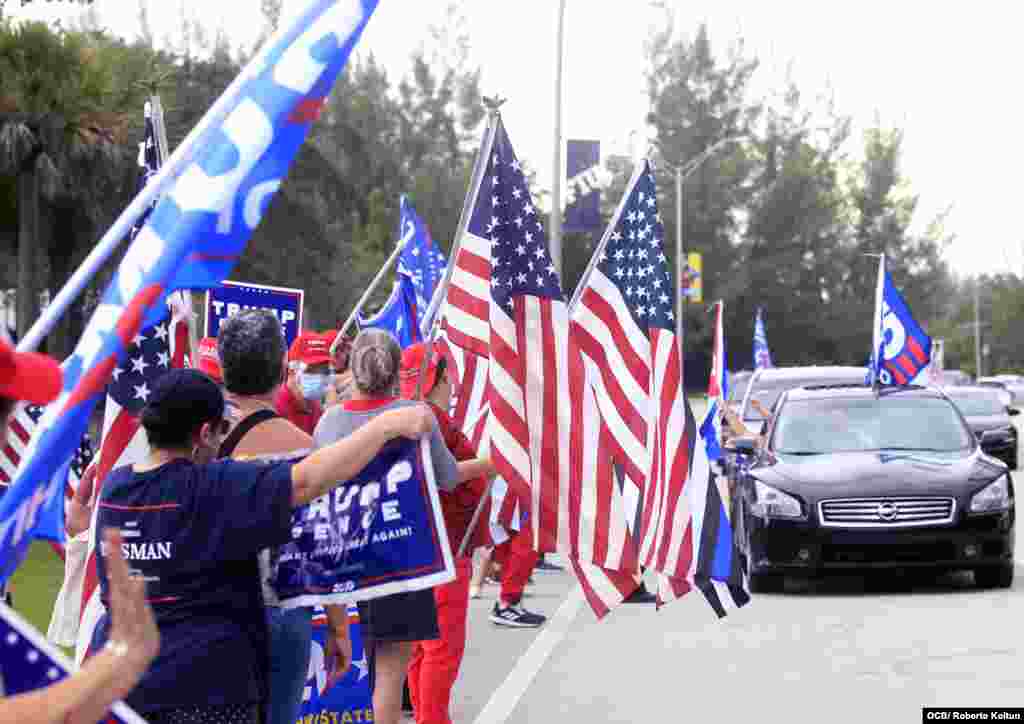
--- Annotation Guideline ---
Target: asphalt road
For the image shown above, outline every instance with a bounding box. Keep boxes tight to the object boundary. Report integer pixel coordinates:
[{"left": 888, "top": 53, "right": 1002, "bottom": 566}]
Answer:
[{"left": 446, "top": 400, "right": 1024, "bottom": 723}]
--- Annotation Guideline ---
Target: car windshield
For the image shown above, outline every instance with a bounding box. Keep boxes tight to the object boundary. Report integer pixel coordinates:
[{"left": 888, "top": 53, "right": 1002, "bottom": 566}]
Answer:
[
  {"left": 742, "top": 374, "right": 864, "bottom": 421},
  {"left": 772, "top": 396, "right": 974, "bottom": 455},
  {"left": 946, "top": 392, "right": 1006, "bottom": 416}
]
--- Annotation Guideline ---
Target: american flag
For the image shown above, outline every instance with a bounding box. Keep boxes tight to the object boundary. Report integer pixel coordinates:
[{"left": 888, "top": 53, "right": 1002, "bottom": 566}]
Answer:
[
  {"left": 0, "top": 602, "right": 145, "bottom": 723},
  {"left": 73, "top": 102, "right": 190, "bottom": 663},
  {"left": 572, "top": 161, "right": 748, "bottom": 617},
  {"left": 0, "top": 405, "right": 94, "bottom": 493},
  {"left": 466, "top": 119, "right": 572, "bottom": 558}
]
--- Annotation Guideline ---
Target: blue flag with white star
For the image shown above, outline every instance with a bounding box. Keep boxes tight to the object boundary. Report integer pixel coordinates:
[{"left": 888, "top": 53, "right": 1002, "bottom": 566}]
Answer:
[{"left": 358, "top": 196, "right": 446, "bottom": 347}]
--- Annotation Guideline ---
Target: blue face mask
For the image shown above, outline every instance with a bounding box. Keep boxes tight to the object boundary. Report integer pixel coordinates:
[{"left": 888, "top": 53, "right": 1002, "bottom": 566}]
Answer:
[{"left": 299, "top": 372, "right": 328, "bottom": 401}]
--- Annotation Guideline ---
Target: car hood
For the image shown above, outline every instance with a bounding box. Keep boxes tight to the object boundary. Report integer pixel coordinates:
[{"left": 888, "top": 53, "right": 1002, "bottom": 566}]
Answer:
[
  {"left": 754, "top": 450, "right": 1004, "bottom": 498},
  {"left": 963, "top": 414, "right": 1014, "bottom": 433}
]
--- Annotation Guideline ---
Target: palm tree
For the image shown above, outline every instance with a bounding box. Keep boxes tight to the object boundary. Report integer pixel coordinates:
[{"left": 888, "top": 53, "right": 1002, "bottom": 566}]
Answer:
[{"left": 0, "top": 19, "right": 143, "bottom": 355}]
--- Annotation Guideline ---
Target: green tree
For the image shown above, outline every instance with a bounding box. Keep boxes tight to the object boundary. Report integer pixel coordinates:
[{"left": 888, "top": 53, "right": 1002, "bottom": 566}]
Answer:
[{"left": 0, "top": 20, "right": 155, "bottom": 355}]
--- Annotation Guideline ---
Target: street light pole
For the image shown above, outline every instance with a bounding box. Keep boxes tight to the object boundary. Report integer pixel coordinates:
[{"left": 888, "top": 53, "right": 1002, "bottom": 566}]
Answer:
[
  {"left": 550, "top": 0, "right": 567, "bottom": 279},
  {"left": 974, "top": 276, "right": 983, "bottom": 378}
]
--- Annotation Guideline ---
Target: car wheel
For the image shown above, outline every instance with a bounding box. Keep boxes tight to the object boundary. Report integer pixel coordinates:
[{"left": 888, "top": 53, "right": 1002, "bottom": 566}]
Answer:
[
  {"left": 974, "top": 564, "right": 1014, "bottom": 589},
  {"left": 748, "top": 572, "right": 785, "bottom": 593}
]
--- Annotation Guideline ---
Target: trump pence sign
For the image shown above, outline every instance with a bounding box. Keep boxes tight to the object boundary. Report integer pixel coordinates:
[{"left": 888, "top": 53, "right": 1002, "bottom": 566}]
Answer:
[{"left": 205, "top": 280, "right": 304, "bottom": 347}]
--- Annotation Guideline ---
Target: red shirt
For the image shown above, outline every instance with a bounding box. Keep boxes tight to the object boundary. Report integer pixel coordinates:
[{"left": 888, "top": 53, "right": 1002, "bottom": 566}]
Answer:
[
  {"left": 274, "top": 384, "right": 323, "bottom": 437},
  {"left": 429, "top": 402, "right": 487, "bottom": 554}
]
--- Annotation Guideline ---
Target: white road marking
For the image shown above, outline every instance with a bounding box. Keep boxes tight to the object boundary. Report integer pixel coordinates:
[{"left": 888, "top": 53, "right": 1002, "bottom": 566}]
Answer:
[{"left": 471, "top": 586, "right": 585, "bottom": 724}]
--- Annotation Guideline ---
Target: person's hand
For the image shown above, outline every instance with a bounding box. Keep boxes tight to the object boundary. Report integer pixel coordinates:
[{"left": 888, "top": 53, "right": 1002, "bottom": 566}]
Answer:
[
  {"left": 383, "top": 404, "right": 435, "bottom": 440},
  {"left": 66, "top": 465, "right": 97, "bottom": 537},
  {"left": 103, "top": 528, "right": 159, "bottom": 674},
  {"left": 323, "top": 625, "right": 352, "bottom": 690}
]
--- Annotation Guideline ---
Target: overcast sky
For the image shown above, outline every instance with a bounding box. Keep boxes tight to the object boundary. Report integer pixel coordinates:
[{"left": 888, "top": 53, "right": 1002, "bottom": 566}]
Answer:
[{"left": 10, "top": 0, "right": 1023, "bottom": 278}]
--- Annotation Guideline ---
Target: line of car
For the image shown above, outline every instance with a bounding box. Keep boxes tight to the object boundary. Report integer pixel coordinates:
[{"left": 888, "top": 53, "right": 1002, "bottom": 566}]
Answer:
[{"left": 722, "top": 366, "right": 1017, "bottom": 593}]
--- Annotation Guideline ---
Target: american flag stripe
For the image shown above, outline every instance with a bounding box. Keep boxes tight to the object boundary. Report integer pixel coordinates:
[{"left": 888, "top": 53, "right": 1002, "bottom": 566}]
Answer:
[
  {"left": 571, "top": 558, "right": 641, "bottom": 620},
  {"left": 442, "top": 229, "right": 492, "bottom": 357}
]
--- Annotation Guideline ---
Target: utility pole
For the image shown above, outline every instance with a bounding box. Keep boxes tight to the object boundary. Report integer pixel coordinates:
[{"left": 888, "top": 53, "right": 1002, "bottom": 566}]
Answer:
[
  {"left": 674, "top": 164, "right": 683, "bottom": 327},
  {"left": 974, "top": 276, "right": 983, "bottom": 379},
  {"left": 549, "top": 0, "right": 567, "bottom": 279}
]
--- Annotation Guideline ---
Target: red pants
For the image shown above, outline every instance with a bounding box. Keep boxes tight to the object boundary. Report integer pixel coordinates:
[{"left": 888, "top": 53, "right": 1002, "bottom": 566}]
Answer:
[
  {"left": 493, "top": 529, "right": 538, "bottom": 605},
  {"left": 407, "top": 557, "right": 471, "bottom": 724}
]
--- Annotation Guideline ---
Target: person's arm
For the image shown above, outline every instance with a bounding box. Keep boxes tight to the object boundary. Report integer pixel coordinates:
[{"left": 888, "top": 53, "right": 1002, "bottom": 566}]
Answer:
[
  {"left": 456, "top": 457, "right": 494, "bottom": 483},
  {"left": 323, "top": 605, "right": 352, "bottom": 688},
  {"left": 0, "top": 530, "right": 159, "bottom": 724},
  {"left": 292, "top": 404, "right": 435, "bottom": 506},
  {"left": 65, "top": 465, "right": 96, "bottom": 538}
]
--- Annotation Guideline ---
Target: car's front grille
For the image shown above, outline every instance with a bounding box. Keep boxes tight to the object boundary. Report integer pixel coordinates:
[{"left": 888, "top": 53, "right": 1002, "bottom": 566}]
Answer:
[{"left": 818, "top": 497, "right": 956, "bottom": 528}]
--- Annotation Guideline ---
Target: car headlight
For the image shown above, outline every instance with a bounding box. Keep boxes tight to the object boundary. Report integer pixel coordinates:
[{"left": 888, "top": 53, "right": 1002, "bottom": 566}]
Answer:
[
  {"left": 970, "top": 476, "right": 1012, "bottom": 513},
  {"left": 751, "top": 480, "right": 804, "bottom": 519}
]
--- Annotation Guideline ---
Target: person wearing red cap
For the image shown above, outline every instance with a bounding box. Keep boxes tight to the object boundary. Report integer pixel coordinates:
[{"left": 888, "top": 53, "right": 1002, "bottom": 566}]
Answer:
[
  {"left": 0, "top": 341, "right": 161, "bottom": 724},
  {"left": 275, "top": 331, "right": 333, "bottom": 435},
  {"left": 197, "top": 337, "right": 223, "bottom": 385},
  {"left": 398, "top": 342, "right": 494, "bottom": 724}
]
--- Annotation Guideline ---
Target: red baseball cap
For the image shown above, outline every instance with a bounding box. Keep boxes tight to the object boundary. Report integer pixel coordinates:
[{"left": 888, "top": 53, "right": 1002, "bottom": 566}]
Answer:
[
  {"left": 197, "top": 337, "right": 222, "bottom": 383},
  {"left": 289, "top": 331, "right": 332, "bottom": 367},
  {"left": 399, "top": 343, "right": 442, "bottom": 399},
  {"left": 0, "top": 340, "right": 62, "bottom": 405}
]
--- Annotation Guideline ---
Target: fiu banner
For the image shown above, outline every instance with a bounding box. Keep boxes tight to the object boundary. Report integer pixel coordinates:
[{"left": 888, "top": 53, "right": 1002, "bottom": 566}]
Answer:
[
  {"left": 564, "top": 139, "right": 602, "bottom": 232},
  {"left": 298, "top": 606, "right": 372, "bottom": 724},
  {"left": 273, "top": 436, "right": 455, "bottom": 608},
  {"left": 205, "top": 280, "right": 304, "bottom": 348}
]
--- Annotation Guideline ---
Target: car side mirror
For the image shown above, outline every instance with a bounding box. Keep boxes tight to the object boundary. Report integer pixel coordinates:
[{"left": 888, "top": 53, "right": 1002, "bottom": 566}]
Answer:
[
  {"left": 1009, "top": 408, "right": 1020, "bottom": 417},
  {"left": 731, "top": 436, "right": 758, "bottom": 456},
  {"left": 980, "top": 430, "right": 1002, "bottom": 445}
]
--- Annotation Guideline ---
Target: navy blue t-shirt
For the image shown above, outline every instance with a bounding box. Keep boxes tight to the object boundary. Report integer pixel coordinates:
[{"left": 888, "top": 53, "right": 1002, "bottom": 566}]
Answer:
[{"left": 91, "top": 458, "right": 294, "bottom": 714}]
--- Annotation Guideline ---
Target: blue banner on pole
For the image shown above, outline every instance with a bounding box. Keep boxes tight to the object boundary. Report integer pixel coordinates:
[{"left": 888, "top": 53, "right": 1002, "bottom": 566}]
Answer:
[
  {"left": 565, "top": 139, "right": 602, "bottom": 233},
  {"left": 299, "top": 607, "right": 372, "bottom": 724},
  {"left": 273, "top": 436, "right": 454, "bottom": 609},
  {"left": 205, "top": 280, "right": 304, "bottom": 348}
]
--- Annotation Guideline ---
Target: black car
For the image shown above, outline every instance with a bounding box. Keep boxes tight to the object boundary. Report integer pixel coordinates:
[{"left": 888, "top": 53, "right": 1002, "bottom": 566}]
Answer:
[
  {"left": 944, "top": 386, "right": 1019, "bottom": 469},
  {"left": 728, "top": 385, "right": 1015, "bottom": 592}
]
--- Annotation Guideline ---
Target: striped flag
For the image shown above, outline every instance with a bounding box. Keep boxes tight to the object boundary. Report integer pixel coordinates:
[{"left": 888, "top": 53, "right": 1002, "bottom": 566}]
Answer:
[{"left": 656, "top": 300, "right": 750, "bottom": 616}]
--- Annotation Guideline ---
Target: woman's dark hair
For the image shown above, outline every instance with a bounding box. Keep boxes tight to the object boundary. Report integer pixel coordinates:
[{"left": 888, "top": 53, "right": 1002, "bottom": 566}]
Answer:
[
  {"left": 217, "top": 310, "right": 286, "bottom": 395},
  {"left": 139, "top": 370, "right": 225, "bottom": 450}
]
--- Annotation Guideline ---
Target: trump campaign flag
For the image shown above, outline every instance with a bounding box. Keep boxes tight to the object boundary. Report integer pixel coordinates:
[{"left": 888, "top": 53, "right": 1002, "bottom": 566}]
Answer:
[
  {"left": 271, "top": 437, "right": 455, "bottom": 607},
  {"left": 358, "top": 196, "right": 446, "bottom": 347},
  {"left": 753, "top": 306, "right": 773, "bottom": 370},
  {"left": 870, "top": 256, "right": 932, "bottom": 386},
  {"left": 0, "top": 0, "right": 379, "bottom": 589}
]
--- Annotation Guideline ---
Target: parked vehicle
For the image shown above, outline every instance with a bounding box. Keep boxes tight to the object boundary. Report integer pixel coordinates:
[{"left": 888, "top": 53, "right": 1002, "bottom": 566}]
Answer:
[
  {"left": 728, "top": 385, "right": 1015, "bottom": 592},
  {"left": 940, "top": 370, "right": 973, "bottom": 387},
  {"left": 944, "top": 386, "right": 1019, "bottom": 469},
  {"left": 975, "top": 378, "right": 1014, "bottom": 408}
]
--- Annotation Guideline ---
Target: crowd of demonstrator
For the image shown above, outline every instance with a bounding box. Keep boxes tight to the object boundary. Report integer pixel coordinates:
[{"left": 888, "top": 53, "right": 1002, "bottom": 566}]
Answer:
[{"left": 1, "top": 311, "right": 560, "bottom": 724}]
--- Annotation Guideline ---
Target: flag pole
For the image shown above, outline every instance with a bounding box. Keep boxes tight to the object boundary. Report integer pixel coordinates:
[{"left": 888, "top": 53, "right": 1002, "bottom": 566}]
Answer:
[
  {"left": 15, "top": 8, "right": 320, "bottom": 355},
  {"left": 330, "top": 223, "right": 407, "bottom": 357},
  {"left": 413, "top": 99, "right": 502, "bottom": 401},
  {"left": 151, "top": 95, "right": 199, "bottom": 363},
  {"left": 566, "top": 160, "right": 646, "bottom": 313}
]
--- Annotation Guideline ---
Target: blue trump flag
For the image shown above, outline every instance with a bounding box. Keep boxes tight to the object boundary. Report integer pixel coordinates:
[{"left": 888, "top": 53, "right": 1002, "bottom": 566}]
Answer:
[
  {"left": 0, "top": 0, "right": 379, "bottom": 586},
  {"left": 753, "top": 306, "right": 773, "bottom": 370},
  {"left": 870, "top": 256, "right": 932, "bottom": 386},
  {"left": 359, "top": 196, "right": 447, "bottom": 347},
  {"left": 272, "top": 436, "right": 455, "bottom": 608}
]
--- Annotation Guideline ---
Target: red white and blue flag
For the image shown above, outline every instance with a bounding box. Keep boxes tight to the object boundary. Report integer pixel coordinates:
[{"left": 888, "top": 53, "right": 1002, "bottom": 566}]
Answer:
[
  {"left": 870, "top": 255, "right": 932, "bottom": 386},
  {"left": 0, "top": 0, "right": 378, "bottom": 591}
]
